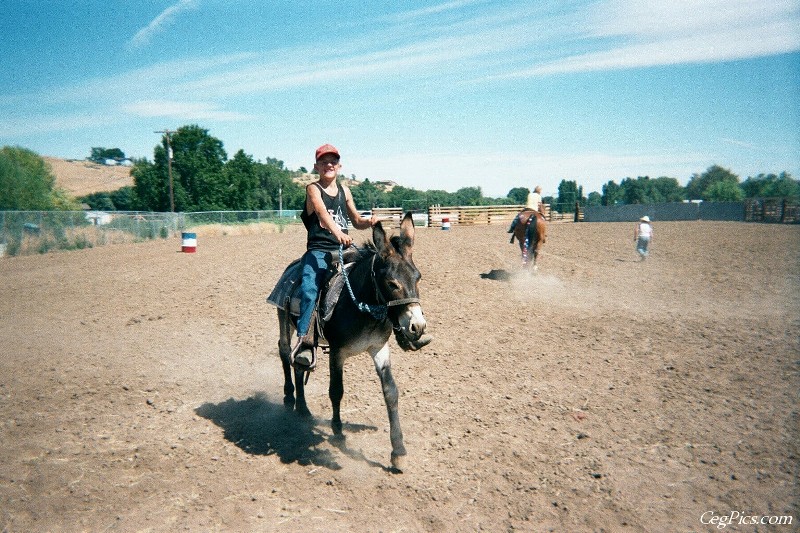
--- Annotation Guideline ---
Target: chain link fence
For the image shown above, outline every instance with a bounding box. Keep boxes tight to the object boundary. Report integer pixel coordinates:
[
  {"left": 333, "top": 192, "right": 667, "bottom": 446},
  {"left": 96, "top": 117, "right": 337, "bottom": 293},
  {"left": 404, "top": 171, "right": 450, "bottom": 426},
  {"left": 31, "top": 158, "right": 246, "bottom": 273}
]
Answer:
[{"left": 0, "top": 210, "right": 302, "bottom": 257}]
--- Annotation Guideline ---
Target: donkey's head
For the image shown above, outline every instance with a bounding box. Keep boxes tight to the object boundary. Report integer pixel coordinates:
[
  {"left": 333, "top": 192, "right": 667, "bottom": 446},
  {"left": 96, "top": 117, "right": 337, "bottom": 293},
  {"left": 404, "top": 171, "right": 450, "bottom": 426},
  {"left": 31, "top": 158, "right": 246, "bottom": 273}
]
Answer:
[{"left": 373, "top": 213, "right": 432, "bottom": 351}]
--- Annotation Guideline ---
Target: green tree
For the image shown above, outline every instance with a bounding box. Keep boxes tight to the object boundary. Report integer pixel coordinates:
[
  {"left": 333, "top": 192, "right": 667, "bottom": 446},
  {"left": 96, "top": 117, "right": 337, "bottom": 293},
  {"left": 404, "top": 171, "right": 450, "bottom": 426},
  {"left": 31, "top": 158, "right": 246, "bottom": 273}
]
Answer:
[
  {"left": 387, "top": 185, "right": 427, "bottom": 209},
  {"left": 134, "top": 125, "right": 229, "bottom": 211},
  {"left": 507, "top": 187, "right": 529, "bottom": 204},
  {"left": 169, "top": 125, "right": 228, "bottom": 211},
  {"left": 132, "top": 157, "right": 170, "bottom": 211},
  {"left": 556, "top": 180, "right": 583, "bottom": 212},
  {"left": 79, "top": 191, "right": 116, "bottom": 210},
  {"left": 620, "top": 177, "right": 647, "bottom": 204},
  {"left": 601, "top": 180, "right": 622, "bottom": 205},
  {"left": 424, "top": 189, "right": 455, "bottom": 207},
  {"left": 223, "top": 150, "right": 259, "bottom": 210},
  {"left": 741, "top": 172, "right": 800, "bottom": 198},
  {"left": 648, "top": 176, "right": 685, "bottom": 203},
  {"left": 351, "top": 179, "right": 387, "bottom": 209},
  {"left": 255, "top": 159, "right": 303, "bottom": 211},
  {"left": 454, "top": 186, "right": 483, "bottom": 206},
  {"left": 703, "top": 180, "right": 744, "bottom": 201},
  {"left": 587, "top": 191, "right": 602, "bottom": 206},
  {"left": 90, "top": 147, "right": 126, "bottom": 164},
  {"left": 110, "top": 186, "right": 137, "bottom": 211},
  {"left": 0, "top": 146, "right": 79, "bottom": 210},
  {"left": 685, "top": 165, "right": 739, "bottom": 200}
]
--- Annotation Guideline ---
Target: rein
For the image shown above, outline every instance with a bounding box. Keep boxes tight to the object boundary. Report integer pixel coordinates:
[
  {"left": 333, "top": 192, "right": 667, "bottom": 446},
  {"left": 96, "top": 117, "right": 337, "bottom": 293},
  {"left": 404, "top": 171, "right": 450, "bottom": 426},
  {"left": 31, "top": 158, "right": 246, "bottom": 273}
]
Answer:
[{"left": 338, "top": 245, "right": 419, "bottom": 322}]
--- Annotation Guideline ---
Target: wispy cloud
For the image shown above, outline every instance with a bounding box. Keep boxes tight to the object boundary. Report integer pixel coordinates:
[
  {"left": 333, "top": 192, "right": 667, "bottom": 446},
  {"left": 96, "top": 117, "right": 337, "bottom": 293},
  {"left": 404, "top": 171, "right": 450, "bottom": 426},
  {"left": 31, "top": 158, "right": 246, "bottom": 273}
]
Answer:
[
  {"left": 122, "top": 100, "right": 252, "bottom": 121},
  {"left": 128, "top": 0, "right": 200, "bottom": 49},
  {"left": 387, "top": 0, "right": 486, "bottom": 21},
  {"left": 721, "top": 138, "right": 759, "bottom": 150},
  {"left": 492, "top": 0, "right": 800, "bottom": 78},
  {"left": 4, "top": 0, "right": 798, "bottom": 140},
  {"left": 0, "top": 113, "right": 118, "bottom": 137}
]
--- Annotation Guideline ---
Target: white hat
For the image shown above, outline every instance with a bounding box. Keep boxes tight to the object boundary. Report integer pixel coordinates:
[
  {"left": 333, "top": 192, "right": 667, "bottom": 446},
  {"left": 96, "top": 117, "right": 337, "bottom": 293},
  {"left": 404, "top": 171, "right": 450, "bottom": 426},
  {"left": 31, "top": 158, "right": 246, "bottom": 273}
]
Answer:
[{"left": 640, "top": 216, "right": 650, "bottom": 222}]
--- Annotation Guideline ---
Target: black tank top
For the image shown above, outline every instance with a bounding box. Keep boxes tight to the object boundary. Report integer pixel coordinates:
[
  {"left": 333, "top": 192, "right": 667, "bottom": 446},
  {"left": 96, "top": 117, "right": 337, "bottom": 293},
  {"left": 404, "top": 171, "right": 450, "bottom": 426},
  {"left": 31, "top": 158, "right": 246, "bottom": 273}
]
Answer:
[{"left": 301, "top": 182, "right": 349, "bottom": 251}]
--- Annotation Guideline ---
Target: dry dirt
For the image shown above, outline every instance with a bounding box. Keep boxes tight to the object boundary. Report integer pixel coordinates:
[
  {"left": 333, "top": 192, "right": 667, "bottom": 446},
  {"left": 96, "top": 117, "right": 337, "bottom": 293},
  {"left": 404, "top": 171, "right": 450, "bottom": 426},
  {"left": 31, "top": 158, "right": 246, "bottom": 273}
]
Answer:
[
  {"left": 44, "top": 157, "right": 134, "bottom": 197},
  {"left": 1, "top": 221, "right": 798, "bottom": 533}
]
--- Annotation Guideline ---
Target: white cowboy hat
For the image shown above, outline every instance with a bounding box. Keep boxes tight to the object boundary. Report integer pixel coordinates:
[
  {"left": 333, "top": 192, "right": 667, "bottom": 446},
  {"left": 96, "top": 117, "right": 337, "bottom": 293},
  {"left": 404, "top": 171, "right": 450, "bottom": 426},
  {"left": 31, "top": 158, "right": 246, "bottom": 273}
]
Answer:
[{"left": 640, "top": 216, "right": 650, "bottom": 222}]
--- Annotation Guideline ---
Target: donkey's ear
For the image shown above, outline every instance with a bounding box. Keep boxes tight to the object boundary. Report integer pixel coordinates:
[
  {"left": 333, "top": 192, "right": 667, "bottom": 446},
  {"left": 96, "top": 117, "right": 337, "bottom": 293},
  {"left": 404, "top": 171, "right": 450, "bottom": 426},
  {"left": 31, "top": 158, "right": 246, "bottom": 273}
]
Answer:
[
  {"left": 372, "top": 220, "right": 393, "bottom": 258},
  {"left": 397, "top": 212, "right": 415, "bottom": 259}
]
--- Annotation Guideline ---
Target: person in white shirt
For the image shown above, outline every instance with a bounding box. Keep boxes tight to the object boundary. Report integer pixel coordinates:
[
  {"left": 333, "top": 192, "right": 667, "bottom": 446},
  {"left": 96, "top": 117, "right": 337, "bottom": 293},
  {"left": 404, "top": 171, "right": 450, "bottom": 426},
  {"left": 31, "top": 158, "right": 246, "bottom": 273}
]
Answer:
[
  {"left": 507, "top": 186, "right": 545, "bottom": 240},
  {"left": 634, "top": 216, "right": 653, "bottom": 260}
]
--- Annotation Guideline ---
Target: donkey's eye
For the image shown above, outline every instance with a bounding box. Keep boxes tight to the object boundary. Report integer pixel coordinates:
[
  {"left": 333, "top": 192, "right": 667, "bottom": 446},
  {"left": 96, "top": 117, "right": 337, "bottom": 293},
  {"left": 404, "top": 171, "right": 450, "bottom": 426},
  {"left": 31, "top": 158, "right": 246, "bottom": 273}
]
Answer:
[{"left": 387, "top": 280, "right": 402, "bottom": 292}]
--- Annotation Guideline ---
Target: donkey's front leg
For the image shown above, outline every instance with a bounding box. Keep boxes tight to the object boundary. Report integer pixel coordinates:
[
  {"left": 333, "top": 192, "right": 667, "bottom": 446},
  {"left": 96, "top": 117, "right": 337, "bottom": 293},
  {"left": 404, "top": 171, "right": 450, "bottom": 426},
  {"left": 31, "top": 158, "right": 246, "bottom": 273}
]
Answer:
[{"left": 373, "top": 343, "right": 406, "bottom": 471}]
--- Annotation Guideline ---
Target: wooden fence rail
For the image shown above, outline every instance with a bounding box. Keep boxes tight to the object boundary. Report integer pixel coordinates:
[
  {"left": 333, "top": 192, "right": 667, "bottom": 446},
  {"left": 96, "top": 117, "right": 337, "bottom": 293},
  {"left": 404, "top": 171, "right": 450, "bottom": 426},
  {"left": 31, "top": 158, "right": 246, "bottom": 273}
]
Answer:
[{"left": 372, "top": 205, "right": 569, "bottom": 227}]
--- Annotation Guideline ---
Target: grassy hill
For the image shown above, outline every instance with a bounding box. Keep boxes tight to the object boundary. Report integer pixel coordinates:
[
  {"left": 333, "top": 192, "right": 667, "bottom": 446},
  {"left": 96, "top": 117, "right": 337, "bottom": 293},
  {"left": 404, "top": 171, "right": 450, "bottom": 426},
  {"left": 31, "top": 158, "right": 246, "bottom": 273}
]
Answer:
[{"left": 45, "top": 157, "right": 133, "bottom": 197}]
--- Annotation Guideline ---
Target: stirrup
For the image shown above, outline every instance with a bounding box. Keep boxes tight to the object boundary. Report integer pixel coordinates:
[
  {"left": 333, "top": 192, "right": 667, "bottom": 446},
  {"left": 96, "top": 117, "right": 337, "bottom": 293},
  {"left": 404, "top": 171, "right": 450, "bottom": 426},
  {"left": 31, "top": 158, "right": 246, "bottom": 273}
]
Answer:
[{"left": 290, "top": 341, "right": 316, "bottom": 371}]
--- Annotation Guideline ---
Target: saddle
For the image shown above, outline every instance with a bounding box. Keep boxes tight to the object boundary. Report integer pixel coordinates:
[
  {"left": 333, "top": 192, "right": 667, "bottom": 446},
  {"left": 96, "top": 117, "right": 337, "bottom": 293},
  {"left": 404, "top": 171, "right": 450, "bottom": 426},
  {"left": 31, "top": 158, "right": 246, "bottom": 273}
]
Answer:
[
  {"left": 266, "top": 248, "right": 360, "bottom": 339},
  {"left": 510, "top": 209, "right": 541, "bottom": 245}
]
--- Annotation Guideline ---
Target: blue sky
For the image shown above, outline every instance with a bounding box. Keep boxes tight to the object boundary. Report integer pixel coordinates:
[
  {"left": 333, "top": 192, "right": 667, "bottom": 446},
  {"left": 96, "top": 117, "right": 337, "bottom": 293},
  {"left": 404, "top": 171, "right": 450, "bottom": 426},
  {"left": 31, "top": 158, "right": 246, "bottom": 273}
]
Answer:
[{"left": 1, "top": 0, "right": 798, "bottom": 197}]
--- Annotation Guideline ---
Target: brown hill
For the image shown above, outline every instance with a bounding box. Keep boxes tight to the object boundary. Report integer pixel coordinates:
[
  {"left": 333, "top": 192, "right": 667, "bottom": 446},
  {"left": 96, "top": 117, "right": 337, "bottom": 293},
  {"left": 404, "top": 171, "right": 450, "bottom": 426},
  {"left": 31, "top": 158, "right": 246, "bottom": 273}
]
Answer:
[
  {"left": 45, "top": 157, "right": 134, "bottom": 197},
  {"left": 45, "top": 157, "right": 394, "bottom": 200}
]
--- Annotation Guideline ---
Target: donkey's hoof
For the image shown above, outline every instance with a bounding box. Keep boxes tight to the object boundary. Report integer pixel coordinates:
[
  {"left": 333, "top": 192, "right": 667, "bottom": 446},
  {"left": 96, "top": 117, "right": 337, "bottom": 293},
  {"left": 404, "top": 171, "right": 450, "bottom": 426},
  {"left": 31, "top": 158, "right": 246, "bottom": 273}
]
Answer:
[{"left": 390, "top": 454, "right": 405, "bottom": 473}]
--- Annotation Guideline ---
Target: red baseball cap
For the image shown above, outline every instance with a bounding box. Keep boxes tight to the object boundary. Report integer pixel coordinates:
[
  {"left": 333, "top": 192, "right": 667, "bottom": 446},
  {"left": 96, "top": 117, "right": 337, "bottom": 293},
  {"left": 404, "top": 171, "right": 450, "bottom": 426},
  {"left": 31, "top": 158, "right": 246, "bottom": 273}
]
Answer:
[{"left": 315, "top": 144, "right": 340, "bottom": 161}]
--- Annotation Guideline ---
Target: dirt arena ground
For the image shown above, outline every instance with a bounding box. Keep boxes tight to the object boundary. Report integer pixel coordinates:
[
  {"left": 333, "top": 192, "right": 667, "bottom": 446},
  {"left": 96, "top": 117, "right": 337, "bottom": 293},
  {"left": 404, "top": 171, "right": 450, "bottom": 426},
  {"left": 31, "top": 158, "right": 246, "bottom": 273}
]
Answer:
[{"left": 1, "top": 220, "right": 798, "bottom": 532}]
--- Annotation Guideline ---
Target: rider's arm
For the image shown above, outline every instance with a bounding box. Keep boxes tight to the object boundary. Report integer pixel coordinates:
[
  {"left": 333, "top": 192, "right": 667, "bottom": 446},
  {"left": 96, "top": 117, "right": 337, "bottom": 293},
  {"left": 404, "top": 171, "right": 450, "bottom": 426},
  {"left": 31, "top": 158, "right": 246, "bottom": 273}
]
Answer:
[{"left": 343, "top": 185, "right": 377, "bottom": 229}]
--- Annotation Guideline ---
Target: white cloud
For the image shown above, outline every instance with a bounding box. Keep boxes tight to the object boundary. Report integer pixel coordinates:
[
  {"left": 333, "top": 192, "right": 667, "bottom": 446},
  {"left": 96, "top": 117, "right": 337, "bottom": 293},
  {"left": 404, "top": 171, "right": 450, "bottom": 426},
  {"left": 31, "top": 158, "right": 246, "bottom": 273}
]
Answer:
[
  {"left": 128, "top": 0, "right": 200, "bottom": 49},
  {"left": 492, "top": 0, "right": 800, "bottom": 78},
  {"left": 122, "top": 100, "right": 251, "bottom": 121},
  {"left": 388, "top": 0, "right": 485, "bottom": 21},
  {"left": 0, "top": 113, "right": 117, "bottom": 137}
]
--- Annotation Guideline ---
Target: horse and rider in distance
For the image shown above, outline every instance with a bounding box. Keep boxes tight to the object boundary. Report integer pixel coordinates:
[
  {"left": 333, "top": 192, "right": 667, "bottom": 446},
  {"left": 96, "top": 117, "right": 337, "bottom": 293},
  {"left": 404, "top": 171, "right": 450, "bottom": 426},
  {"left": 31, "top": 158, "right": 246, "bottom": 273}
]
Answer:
[{"left": 507, "top": 186, "right": 547, "bottom": 270}]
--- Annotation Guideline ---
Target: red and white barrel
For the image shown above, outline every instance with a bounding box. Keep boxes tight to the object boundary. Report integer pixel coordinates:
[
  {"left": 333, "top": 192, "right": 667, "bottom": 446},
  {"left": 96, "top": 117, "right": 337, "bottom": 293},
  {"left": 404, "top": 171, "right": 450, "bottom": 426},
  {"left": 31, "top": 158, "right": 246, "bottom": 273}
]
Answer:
[
  {"left": 181, "top": 232, "right": 197, "bottom": 253},
  {"left": 441, "top": 217, "right": 450, "bottom": 231}
]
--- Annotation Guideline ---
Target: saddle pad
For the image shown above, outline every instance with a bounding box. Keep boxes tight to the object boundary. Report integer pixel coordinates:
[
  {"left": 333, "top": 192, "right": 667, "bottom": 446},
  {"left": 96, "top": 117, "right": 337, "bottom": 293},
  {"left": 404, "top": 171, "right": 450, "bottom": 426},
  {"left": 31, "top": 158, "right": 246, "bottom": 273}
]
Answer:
[
  {"left": 266, "top": 256, "right": 351, "bottom": 322},
  {"left": 266, "top": 257, "right": 302, "bottom": 311}
]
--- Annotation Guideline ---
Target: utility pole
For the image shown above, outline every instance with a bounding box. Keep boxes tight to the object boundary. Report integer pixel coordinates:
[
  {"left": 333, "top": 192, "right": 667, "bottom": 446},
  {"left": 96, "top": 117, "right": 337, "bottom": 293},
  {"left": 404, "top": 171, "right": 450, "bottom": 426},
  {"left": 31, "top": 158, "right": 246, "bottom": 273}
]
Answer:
[
  {"left": 279, "top": 185, "right": 283, "bottom": 217},
  {"left": 155, "top": 129, "right": 174, "bottom": 212}
]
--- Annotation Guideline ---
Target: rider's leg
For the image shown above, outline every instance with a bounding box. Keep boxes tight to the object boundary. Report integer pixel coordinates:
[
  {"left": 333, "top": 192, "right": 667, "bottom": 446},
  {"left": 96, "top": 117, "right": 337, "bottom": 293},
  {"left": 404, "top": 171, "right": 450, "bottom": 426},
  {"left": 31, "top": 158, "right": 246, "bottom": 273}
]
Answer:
[
  {"left": 507, "top": 214, "right": 520, "bottom": 233},
  {"left": 294, "top": 250, "right": 328, "bottom": 368}
]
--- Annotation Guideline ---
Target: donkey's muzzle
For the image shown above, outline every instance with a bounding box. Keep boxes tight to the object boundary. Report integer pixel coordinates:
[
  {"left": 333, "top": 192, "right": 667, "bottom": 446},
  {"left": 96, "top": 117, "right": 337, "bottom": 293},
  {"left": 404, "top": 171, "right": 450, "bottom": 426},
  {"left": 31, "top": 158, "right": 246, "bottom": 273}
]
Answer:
[{"left": 395, "top": 331, "right": 433, "bottom": 351}]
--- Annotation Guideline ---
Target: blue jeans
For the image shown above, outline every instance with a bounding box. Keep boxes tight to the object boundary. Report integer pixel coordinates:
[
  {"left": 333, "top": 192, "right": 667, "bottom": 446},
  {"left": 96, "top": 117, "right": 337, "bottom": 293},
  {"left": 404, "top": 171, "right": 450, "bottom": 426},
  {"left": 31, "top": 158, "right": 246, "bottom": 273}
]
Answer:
[
  {"left": 297, "top": 249, "right": 332, "bottom": 337},
  {"left": 636, "top": 236, "right": 651, "bottom": 257}
]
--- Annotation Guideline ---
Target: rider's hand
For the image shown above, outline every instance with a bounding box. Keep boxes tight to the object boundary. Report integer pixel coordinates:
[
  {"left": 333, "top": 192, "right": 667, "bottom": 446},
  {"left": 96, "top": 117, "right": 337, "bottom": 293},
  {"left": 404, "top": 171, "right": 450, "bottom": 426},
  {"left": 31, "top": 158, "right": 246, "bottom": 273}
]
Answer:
[{"left": 338, "top": 232, "right": 353, "bottom": 247}]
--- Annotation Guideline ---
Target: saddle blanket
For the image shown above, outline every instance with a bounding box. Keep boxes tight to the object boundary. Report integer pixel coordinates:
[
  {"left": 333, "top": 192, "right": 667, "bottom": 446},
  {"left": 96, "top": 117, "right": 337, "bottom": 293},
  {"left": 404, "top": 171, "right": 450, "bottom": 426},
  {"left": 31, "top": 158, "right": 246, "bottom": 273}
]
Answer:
[{"left": 266, "top": 255, "right": 353, "bottom": 323}]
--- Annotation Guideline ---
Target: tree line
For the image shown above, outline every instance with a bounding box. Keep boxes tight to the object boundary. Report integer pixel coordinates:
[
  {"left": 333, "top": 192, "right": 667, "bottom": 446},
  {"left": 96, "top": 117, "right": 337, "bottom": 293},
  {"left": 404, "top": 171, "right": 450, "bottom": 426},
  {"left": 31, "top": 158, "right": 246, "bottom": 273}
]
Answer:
[{"left": 1, "top": 124, "right": 798, "bottom": 212}]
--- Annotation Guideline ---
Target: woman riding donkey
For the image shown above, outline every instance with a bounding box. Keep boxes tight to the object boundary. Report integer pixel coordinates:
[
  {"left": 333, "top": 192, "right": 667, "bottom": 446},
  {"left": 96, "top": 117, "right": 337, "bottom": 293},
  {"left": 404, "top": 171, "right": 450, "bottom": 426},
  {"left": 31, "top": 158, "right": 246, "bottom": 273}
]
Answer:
[{"left": 292, "top": 144, "right": 377, "bottom": 370}]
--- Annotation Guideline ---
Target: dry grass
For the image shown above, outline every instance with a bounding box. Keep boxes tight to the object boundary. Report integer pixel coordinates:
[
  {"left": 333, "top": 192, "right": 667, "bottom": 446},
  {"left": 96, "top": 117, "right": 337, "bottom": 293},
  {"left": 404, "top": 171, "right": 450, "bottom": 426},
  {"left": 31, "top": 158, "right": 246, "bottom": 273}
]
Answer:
[
  {"left": 190, "top": 222, "right": 305, "bottom": 237},
  {"left": 45, "top": 157, "right": 134, "bottom": 196}
]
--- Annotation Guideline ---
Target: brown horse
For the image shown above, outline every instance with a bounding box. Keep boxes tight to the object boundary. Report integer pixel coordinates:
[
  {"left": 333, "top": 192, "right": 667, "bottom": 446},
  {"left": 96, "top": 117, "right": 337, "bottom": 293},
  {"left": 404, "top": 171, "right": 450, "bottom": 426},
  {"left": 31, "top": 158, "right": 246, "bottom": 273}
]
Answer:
[{"left": 511, "top": 209, "right": 547, "bottom": 270}]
